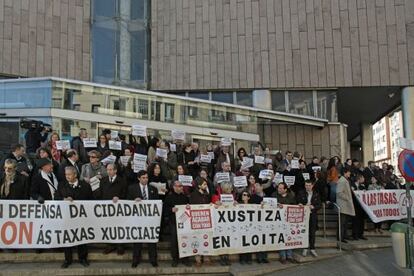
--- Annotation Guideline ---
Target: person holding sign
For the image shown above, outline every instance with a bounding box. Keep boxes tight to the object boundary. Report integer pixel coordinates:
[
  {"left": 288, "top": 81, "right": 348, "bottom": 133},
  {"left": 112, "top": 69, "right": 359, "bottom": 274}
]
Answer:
[
  {"left": 213, "top": 162, "right": 235, "bottom": 189},
  {"left": 96, "top": 134, "right": 109, "bottom": 156},
  {"left": 215, "top": 145, "right": 234, "bottom": 173},
  {"left": 80, "top": 151, "right": 107, "bottom": 195},
  {"left": 276, "top": 182, "right": 297, "bottom": 264},
  {"left": 238, "top": 191, "right": 252, "bottom": 265},
  {"left": 297, "top": 180, "right": 322, "bottom": 257},
  {"left": 0, "top": 159, "right": 28, "bottom": 199},
  {"left": 47, "top": 132, "right": 62, "bottom": 163},
  {"left": 147, "top": 137, "right": 160, "bottom": 165},
  {"left": 55, "top": 166, "right": 93, "bottom": 268},
  {"left": 164, "top": 181, "right": 191, "bottom": 267},
  {"left": 71, "top": 128, "right": 89, "bottom": 164},
  {"left": 127, "top": 170, "right": 159, "bottom": 268}
]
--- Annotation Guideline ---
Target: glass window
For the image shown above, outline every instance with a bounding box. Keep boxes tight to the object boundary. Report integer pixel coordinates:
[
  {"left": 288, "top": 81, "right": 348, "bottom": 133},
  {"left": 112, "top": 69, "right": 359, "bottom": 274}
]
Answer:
[
  {"left": 130, "top": 29, "right": 146, "bottom": 82},
  {"left": 271, "top": 91, "right": 286, "bottom": 112},
  {"left": 131, "top": 0, "right": 146, "bottom": 20},
  {"left": 93, "top": 0, "right": 116, "bottom": 18},
  {"left": 211, "top": 92, "right": 233, "bottom": 104},
  {"left": 317, "top": 91, "right": 337, "bottom": 121},
  {"left": 0, "top": 80, "right": 52, "bottom": 109},
  {"left": 288, "top": 91, "right": 314, "bottom": 116},
  {"left": 92, "top": 26, "right": 117, "bottom": 82},
  {"left": 237, "top": 91, "right": 252, "bottom": 107},
  {"left": 188, "top": 91, "right": 209, "bottom": 100}
]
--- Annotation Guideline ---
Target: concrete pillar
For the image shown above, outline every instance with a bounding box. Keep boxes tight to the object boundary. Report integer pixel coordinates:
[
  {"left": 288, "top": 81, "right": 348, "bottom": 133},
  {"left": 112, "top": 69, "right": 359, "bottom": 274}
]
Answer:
[
  {"left": 361, "top": 123, "right": 374, "bottom": 166},
  {"left": 252, "top": 90, "right": 272, "bottom": 110},
  {"left": 402, "top": 87, "right": 414, "bottom": 139},
  {"left": 119, "top": 0, "right": 131, "bottom": 83}
]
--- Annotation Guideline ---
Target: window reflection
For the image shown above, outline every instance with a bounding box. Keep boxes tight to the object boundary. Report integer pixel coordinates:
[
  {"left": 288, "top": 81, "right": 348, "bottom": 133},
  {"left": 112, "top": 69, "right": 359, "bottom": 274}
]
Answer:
[{"left": 288, "top": 91, "right": 314, "bottom": 116}]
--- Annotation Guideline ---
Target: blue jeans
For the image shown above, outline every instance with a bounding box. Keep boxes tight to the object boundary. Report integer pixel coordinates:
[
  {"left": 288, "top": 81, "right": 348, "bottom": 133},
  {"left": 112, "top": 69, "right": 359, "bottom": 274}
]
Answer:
[
  {"left": 329, "top": 182, "right": 337, "bottom": 202},
  {"left": 279, "top": 249, "right": 293, "bottom": 259}
]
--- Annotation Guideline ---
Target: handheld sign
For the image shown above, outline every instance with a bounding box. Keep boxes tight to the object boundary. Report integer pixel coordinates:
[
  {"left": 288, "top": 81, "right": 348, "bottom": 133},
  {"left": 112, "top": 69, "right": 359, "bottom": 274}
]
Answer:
[
  {"left": 233, "top": 176, "right": 248, "bottom": 187},
  {"left": 215, "top": 172, "right": 230, "bottom": 183},
  {"left": 178, "top": 175, "right": 193, "bottom": 187},
  {"left": 101, "top": 155, "right": 116, "bottom": 165},
  {"left": 259, "top": 169, "right": 273, "bottom": 179},
  {"left": 302, "top": 173, "right": 310, "bottom": 180},
  {"left": 89, "top": 176, "right": 100, "bottom": 192},
  {"left": 133, "top": 154, "right": 147, "bottom": 173},
  {"left": 207, "top": 151, "right": 215, "bottom": 160},
  {"left": 132, "top": 124, "right": 147, "bottom": 137},
  {"left": 150, "top": 182, "right": 167, "bottom": 195},
  {"left": 265, "top": 158, "right": 273, "bottom": 164},
  {"left": 83, "top": 138, "right": 97, "bottom": 148},
  {"left": 156, "top": 148, "right": 168, "bottom": 159},
  {"left": 110, "top": 130, "right": 119, "bottom": 139},
  {"left": 171, "top": 130, "right": 185, "bottom": 141},
  {"left": 109, "top": 140, "right": 122, "bottom": 151},
  {"left": 254, "top": 156, "right": 265, "bottom": 164},
  {"left": 291, "top": 159, "right": 299, "bottom": 169},
  {"left": 170, "top": 144, "right": 177, "bottom": 152},
  {"left": 119, "top": 156, "right": 130, "bottom": 166},
  {"left": 262, "top": 197, "right": 278, "bottom": 206},
  {"left": 56, "top": 140, "right": 70, "bottom": 151},
  {"left": 200, "top": 154, "right": 212, "bottom": 163},
  {"left": 398, "top": 150, "right": 414, "bottom": 182},
  {"left": 241, "top": 157, "right": 254, "bottom": 169},
  {"left": 284, "top": 176, "right": 296, "bottom": 186},
  {"left": 220, "top": 194, "right": 234, "bottom": 205},
  {"left": 220, "top": 137, "right": 232, "bottom": 146},
  {"left": 312, "top": 166, "right": 321, "bottom": 172},
  {"left": 274, "top": 173, "right": 284, "bottom": 184}
]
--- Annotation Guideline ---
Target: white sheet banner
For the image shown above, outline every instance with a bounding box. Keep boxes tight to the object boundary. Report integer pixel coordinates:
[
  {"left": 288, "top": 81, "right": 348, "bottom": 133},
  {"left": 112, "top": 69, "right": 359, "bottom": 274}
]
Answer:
[
  {"left": 0, "top": 200, "right": 162, "bottom": 249},
  {"left": 176, "top": 204, "right": 310, "bottom": 257},
  {"left": 354, "top": 190, "right": 414, "bottom": 223}
]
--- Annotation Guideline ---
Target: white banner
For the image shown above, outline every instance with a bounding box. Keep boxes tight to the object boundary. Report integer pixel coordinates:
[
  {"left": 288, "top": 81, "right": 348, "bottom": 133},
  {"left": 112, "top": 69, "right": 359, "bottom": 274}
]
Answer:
[
  {"left": 0, "top": 200, "right": 162, "bottom": 249},
  {"left": 132, "top": 124, "right": 147, "bottom": 137},
  {"left": 354, "top": 190, "right": 414, "bottom": 223},
  {"left": 176, "top": 204, "right": 310, "bottom": 257}
]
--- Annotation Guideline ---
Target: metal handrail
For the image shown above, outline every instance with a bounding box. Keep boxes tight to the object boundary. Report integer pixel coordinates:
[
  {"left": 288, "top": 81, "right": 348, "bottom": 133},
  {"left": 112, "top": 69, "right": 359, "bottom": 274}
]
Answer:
[
  {"left": 332, "top": 202, "right": 342, "bottom": 252},
  {"left": 322, "top": 202, "right": 326, "bottom": 239}
]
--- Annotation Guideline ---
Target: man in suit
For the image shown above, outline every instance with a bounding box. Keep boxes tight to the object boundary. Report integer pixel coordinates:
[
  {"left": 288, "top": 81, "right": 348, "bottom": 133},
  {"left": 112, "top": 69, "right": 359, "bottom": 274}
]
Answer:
[
  {"left": 0, "top": 159, "right": 28, "bottom": 199},
  {"left": 127, "top": 170, "right": 159, "bottom": 268},
  {"left": 351, "top": 174, "right": 368, "bottom": 240},
  {"left": 55, "top": 166, "right": 93, "bottom": 268},
  {"left": 58, "top": 149, "right": 82, "bottom": 182},
  {"left": 336, "top": 168, "right": 355, "bottom": 243},
  {"left": 99, "top": 163, "right": 127, "bottom": 255},
  {"left": 0, "top": 144, "right": 31, "bottom": 178},
  {"left": 31, "top": 158, "right": 59, "bottom": 202}
]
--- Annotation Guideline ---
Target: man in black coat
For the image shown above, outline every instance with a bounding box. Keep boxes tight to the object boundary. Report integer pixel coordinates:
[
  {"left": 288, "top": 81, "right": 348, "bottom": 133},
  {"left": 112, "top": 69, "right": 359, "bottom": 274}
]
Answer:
[
  {"left": 31, "top": 158, "right": 59, "bottom": 202},
  {"left": 0, "top": 144, "right": 31, "bottom": 178},
  {"left": 55, "top": 166, "right": 93, "bottom": 268},
  {"left": 164, "top": 180, "right": 190, "bottom": 267},
  {"left": 351, "top": 174, "right": 368, "bottom": 240},
  {"left": 99, "top": 163, "right": 127, "bottom": 255},
  {"left": 0, "top": 159, "right": 28, "bottom": 199},
  {"left": 58, "top": 149, "right": 82, "bottom": 182},
  {"left": 297, "top": 180, "right": 322, "bottom": 258},
  {"left": 127, "top": 170, "right": 159, "bottom": 268}
]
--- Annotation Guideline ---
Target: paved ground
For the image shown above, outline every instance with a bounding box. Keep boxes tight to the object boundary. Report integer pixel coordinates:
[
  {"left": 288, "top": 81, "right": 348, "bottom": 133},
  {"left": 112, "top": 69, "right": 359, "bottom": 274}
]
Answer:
[{"left": 265, "top": 248, "right": 411, "bottom": 276}]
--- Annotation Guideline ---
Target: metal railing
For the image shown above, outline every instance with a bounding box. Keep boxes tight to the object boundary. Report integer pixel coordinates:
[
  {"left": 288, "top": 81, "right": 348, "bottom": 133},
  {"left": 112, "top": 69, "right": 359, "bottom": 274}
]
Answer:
[{"left": 321, "top": 202, "right": 342, "bottom": 252}]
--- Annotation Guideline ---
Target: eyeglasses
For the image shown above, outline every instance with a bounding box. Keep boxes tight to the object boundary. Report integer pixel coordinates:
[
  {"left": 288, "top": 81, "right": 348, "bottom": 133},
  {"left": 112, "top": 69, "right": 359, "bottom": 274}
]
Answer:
[
  {"left": 89, "top": 156, "right": 98, "bottom": 159},
  {"left": 242, "top": 193, "right": 250, "bottom": 196}
]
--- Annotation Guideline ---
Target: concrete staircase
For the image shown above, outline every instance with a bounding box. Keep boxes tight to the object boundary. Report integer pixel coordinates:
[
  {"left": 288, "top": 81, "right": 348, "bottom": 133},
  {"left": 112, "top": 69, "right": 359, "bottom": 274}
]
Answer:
[{"left": 0, "top": 206, "right": 393, "bottom": 276}]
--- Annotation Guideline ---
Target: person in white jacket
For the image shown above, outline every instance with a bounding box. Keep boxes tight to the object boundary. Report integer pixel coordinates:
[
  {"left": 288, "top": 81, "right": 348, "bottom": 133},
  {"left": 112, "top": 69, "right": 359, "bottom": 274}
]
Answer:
[{"left": 336, "top": 167, "right": 355, "bottom": 243}]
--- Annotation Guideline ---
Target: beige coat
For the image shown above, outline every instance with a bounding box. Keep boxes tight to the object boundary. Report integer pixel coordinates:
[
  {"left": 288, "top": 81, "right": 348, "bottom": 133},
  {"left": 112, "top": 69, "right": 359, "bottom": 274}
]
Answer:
[{"left": 336, "top": 176, "right": 355, "bottom": 216}]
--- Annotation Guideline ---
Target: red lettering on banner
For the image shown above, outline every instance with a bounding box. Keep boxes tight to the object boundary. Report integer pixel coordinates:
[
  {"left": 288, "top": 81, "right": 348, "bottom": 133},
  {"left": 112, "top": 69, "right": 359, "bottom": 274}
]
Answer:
[
  {"left": 1, "top": 221, "right": 17, "bottom": 245},
  {"left": 1, "top": 222, "right": 33, "bottom": 245},
  {"left": 286, "top": 206, "right": 304, "bottom": 223},
  {"left": 190, "top": 209, "right": 212, "bottom": 230}
]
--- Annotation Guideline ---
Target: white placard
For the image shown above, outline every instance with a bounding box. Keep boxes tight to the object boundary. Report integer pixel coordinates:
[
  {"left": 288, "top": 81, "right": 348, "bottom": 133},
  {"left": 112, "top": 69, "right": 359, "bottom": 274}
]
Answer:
[
  {"left": 265, "top": 158, "right": 273, "bottom": 164},
  {"left": 291, "top": 159, "right": 299, "bottom": 169},
  {"left": 312, "top": 166, "right": 322, "bottom": 172},
  {"left": 220, "top": 137, "right": 232, "bottom": 146},
  {"left": 150, "top": 182, "right": 167, "bottom": 195},
  {"left": 119, "top": 156, "right": 130, "bottom": 166},
  {"left": 220, "top": 194, "right": 234, "bottom": 204},
  {"left": 83, "top": 138, "right": 97, "bottom": 148},
  {"left": 109, "top": 140, "right": 122, "bottom": 151},
  {"left": 302, "top": 173, "right": 310, "bottom": 180},
  {"left": 132, "top": 124, "right": 147, "bottom": 137},
  {"left": 399, "top": 137, "right": 414, "bottom": 150},
  {"left": 262, "top": 197, "right": 278, "bottom": 206},
  {"left": 110, "top": 130, "right": 119, "bottom": 139},
  {"left": 207, "top": 151, "right": 215, "bottom": 160},
  {"left": 170, "top": 144, "right": 177, "bottom": 152},
  {"left": 101, "top": 155, "right": 116, "bottom": 165},
  {"left": 178, "top": 175, "right": 193, "bottom": 186},
  {"left": 89, "top": 176, "right": 100, "bottom": 192},
  {"left": 259, "top": 169, "right": 274, "bottom": 179},
  {"left": 156, "top": 148, "right": 168, "bottom": 158},
  {"left": 274, "top": 173, "right": 284, "bottom": 184},
  {"left": 233, "top": 176, "right": 248, "bottom": 187},
  {"left": 215, "top": 172, "right": 230, "bottom": 183},
  {"left": 56, "top": 140, "right": 70, "bottom": 150},
  {"left": 254, "top": 156, "right": 265, "bottom": 164},
  {"left": 171, "top": 130, "right": 186, "bottom": 141},
  {"left": 200, "top": 154, "right": 212, "bottom": 163},
  {"left": 284, "top": 176, "right": 296, "bottom": 186},
  {"left": 241, "top": 157, "right": 254, "bottom": 169},
  {"left": 133, "top": 154, "right": 147, "bottom": 173}
]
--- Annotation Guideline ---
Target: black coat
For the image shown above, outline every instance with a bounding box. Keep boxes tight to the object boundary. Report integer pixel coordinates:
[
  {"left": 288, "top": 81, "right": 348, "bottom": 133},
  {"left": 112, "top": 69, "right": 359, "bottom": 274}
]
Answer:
[
  {"left": 0, "top": 173, "right": 29, "bottom": 199},
  {"left": 58, "top": 159, "right": 82, "bottom": 182},
  {"left": 164, "top": 191, "right": 189, "bottom": 224},
  {"left": 55, "top": 180, "right": 93, "bottom": 201},
  {"left": 0, "top": 153, "right": 31, "bottom": 176},
  {"left": 30, "top": 172, "right": 59, "bottom": 201},
  {"left": 98, "top": 175, "right": 127, "bottom": 200},
  {"left": 189, "top": 189, "right": 211, "bottom": 204},
  {"left": 296, "top": 190, "right": 322, "bottom": 213},
  {"left": 127, "top": 183, "right": 159, "bottom": 200}
]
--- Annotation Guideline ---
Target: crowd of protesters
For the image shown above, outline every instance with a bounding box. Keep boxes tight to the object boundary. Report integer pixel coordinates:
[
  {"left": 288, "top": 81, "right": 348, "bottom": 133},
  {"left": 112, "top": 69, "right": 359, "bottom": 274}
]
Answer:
[{"left": 0, "top": 127, "right": 404, "bottom": 268}]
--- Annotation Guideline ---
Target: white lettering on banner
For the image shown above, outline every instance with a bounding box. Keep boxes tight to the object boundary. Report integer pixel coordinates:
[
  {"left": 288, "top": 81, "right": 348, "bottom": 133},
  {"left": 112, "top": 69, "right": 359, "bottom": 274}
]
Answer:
[
  {"left": 241, "top": 157, "right": 254, "bottom": 169},
  {"left": 171, "top": 130, "right": 185, "bottom": 141},
  {"left": 170, "top": 144, "right": 177, "bottom": 152},
  {"left": 216, "top": 173, "right": 230, "bottom": 183},
  {"left": 0, "top": 200, "right": 162, "bottom": 248},
  {"left": 233, "top": 176, "right": 248, "bottom": 187},
  {"left": 354, "top": 190, "right": 414, "bottom": 223},
  {"left": 284, "top": 176, "right": 296, "bottom": 186},
  {"left": 291, "top": 159, "right": 299, "bottom": 169},
  {"left": 83, "top": 138, "right": 97, "bottom": 148},
  {"left": 178, "top": 175, "right": 193, "bottom": 187},
  {"left": 132, "top": 124, "right": 147, "bottom": 137},
  {"left": 200, "top": 154, "right": 212, "bottom": 163},
  {"left": 109, "top": 140, "right": 122, "bottom": 151},
  {"left": 220, "top": 194, "right": 234, "bottom": 205},
  {"left": 176, "top": 204, "right": 310, "bottom": 257},
  {"left": 254, "top": 156, "right": 265, "bottom": 164},
  {"left": 110, "top": 131, "right": 119, "bottom": 139},
  {"left": 259, "top": 170, "right": 273, "bottom": 180},
  {"left": 302, "top": 173, "right": 310, "bottom": 180},
  {"left": 262, "top": 197, "right": 278, "bottom": 207},
  {"left": 133, "top": 154, "right": 147, "bottom": 173},
  {"left": 156, "top": 148, "right": 168, "bottom": 159},
  {"left": 56, "top": 140, "right": 70, "bottom": 151},
  {"left": 119, "top": 156, "right": 130, "bottom": 166}
]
